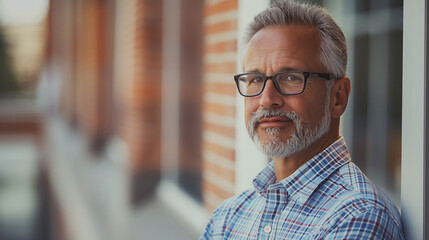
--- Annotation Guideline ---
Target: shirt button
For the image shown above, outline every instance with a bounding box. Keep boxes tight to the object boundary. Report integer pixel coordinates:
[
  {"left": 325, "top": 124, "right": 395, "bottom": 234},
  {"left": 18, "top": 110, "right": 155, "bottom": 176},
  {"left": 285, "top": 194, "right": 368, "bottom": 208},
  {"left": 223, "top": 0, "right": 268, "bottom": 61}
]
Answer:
[{"left": 264, "top": 225, "right": 271, "bottom": 233}]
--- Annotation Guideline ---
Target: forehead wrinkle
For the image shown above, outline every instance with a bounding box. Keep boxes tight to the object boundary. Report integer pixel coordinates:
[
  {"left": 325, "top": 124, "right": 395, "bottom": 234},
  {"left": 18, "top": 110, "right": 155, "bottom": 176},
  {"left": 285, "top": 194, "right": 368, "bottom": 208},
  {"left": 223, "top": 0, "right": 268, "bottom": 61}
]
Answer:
[
  {"left": 246, "top": 49, "right": 307, "bottom": 74},
  {"left": 244, "top": 47, "right": 269, "bottom": 72},
  {"left": 245, "top": 46, "right": 284, "bottom": 73}
]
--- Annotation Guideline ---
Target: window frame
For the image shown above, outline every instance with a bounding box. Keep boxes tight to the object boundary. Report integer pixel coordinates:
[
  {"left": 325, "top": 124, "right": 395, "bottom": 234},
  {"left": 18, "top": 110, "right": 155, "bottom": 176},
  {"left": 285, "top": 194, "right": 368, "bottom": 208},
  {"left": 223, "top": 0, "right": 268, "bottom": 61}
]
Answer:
[{"left": 401, "top": 0, "right": 428, "bottom": 239}]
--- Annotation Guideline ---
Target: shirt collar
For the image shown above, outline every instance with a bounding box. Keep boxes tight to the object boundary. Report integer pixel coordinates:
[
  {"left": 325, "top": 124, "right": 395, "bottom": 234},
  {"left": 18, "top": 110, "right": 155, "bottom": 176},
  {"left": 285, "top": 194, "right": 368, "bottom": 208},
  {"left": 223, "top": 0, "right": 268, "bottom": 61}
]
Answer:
[{"left": 253, "top": 137, "right": 351, "bottom": 205}]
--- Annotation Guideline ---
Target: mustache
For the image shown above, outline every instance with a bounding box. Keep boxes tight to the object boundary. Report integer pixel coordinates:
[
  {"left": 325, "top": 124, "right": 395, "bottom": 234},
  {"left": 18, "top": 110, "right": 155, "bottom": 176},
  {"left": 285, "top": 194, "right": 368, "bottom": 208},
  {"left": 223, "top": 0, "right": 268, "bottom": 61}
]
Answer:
[{"left": 248, "top": 108, "right": 300, "bottom": 129}]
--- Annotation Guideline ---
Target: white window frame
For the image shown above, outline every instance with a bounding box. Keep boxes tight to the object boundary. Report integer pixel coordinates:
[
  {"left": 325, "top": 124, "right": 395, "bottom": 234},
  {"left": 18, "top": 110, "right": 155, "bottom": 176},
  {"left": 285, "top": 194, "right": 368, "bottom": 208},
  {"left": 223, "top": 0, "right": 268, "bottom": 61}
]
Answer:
[{"left": 401, "top": 0, "right": 428, "bottom": 239}]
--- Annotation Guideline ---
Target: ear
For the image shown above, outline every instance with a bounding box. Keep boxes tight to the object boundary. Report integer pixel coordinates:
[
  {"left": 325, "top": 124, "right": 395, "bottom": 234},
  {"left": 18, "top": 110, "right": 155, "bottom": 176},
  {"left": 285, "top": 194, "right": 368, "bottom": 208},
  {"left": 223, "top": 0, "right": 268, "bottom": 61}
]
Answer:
[{"left": 330, "top": 77, "right": 351, "bottom": 119}]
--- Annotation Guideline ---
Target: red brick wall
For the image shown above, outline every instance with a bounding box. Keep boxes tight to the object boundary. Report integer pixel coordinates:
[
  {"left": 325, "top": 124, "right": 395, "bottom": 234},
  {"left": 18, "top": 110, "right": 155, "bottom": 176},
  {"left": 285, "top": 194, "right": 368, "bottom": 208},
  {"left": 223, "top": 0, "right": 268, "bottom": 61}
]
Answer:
[
  {"left": 177, "top": 0, "right": 205, "bottom": 199},
  {"left": 114, "top": 0, "right": 163, "bottom": 202},
  {"left": 74, "top": 0, "right": 103, "bottom": 138},
  {"left": 128, "top": 0, "right": 162, "bottom": 172},
  {"left": 110, "top": 0, "right": 140, "bottom": 165},
  {"left": 202, "top": 0, "right": 238, "bottom": 212}
]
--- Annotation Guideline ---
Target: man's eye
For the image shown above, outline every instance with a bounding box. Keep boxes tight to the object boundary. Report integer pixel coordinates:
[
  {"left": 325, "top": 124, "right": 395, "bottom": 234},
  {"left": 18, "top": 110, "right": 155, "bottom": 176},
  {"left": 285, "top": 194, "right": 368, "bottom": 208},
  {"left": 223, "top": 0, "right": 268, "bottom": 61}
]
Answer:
[
  {"left": 286, "top": 75, "right": 301, "bottom": 81},
  {"left": 276, "top": 74, "right": 303, "bottom": 83},
  {"left": 250, "top": 77, "right": 263, "bottom": 83}
]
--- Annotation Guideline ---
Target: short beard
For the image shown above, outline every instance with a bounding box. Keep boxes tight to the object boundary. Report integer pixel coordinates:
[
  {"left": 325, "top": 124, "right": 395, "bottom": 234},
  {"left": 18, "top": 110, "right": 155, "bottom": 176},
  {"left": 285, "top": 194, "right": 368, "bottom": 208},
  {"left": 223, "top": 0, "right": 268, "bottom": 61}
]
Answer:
[{"left": 247, "top": 99, "right": 331, "bottom": 159}]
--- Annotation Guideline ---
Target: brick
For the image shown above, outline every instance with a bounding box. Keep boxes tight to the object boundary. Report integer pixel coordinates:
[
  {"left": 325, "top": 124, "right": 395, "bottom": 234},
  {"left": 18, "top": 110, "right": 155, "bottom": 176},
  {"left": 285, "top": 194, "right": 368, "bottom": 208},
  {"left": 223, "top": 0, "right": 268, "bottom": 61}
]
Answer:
[
  {"left": 204, "top": 131, "right": 235, "bottom": 150},
  {"left": 203, "top": 159, "right": 235, "bottom": 183},
  {"left": 204, "top": 112, "right": 236, "bottom": 129},
  {"left": 205, "top": 62, "right": 237, "bottom": 73},
  {"left": 204, "top": 72, "right": 236, "bottom": 85},
  {"left": 202, "top": 0, "right": 239, "bottom": 211},
  {"left": 204, "top": 92, "right": 236, "bottom": 107},
  {"left": 205, "top": 52, "right": 237, "bottom": 64},
  {"left": 202, "top": 178, "right": 234, "bottom": 200},
  {"left": 204, "top": 82, "right": 236, "bottom": 95},
  {"left": 205, "top": 9, "right": 237, "bottom": 26},
  {"left": 205, "top": 19, "right": 237, "bottom": 35},
  {"left": 205, "top": 31, "right": 237, "bottom": 45},
  {"left": 205, "top": 0, "right": 238, "bottom": 17},
  {"left": 133, "top": 85, "right": 162, "bottom": 102},
  {"left": 203, "top": 102, "right": 236, "bottom": 117},
  {"left": 203, "top": 122, "right": 235, "bottom": 139},
  {"left": 204, "top": 40, "right": 237, "bottom": 54},
  {"left": 203, "top": 140, "right": 235, "bottom": 160}
]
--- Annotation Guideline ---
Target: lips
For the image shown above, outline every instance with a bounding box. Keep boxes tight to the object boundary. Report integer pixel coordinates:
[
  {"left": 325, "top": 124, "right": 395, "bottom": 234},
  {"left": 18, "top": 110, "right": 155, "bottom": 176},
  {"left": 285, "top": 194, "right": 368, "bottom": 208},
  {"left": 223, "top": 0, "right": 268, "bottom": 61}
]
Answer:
[{"left": 258, "top": 116, "right": 292, "bottom": 128}]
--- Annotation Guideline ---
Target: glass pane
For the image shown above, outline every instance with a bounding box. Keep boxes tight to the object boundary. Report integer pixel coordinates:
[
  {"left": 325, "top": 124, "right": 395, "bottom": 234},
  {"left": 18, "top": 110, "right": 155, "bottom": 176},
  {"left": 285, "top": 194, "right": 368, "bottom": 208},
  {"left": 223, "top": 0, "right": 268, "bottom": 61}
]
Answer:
[
  {"left": 385, "top": 29, "right": 402, "bottom": 192},
  {"left": 355, "top": 0, "right": 370, "bottom": 13},
  {"left": 346, "top": 0, "right": 403, "bottom": 205},
  {"left": 370, "top": 0, "right": 390, "bottom": 11},
  {"left": 351, "top": 34, "right": 370, "bottom": 171}
]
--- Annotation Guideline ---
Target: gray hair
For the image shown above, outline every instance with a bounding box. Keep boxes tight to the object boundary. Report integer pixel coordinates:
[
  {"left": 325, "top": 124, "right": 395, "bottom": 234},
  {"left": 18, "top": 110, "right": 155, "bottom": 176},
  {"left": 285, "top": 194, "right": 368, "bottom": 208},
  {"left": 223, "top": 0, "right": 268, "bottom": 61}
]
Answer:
[{"left": 246, "top": 0, "right": 347, "bottom": 80}]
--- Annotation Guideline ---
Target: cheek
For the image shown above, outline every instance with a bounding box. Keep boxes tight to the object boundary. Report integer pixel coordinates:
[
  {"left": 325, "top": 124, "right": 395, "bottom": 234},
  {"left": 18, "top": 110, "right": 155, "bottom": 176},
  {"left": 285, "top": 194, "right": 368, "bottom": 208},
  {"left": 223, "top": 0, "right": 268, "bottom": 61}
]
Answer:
[
  {"left": 304, "top": 97, "right": 328, "bottom": 124},
  {"left": 289, "top": 94, "right": 326, "bottom": 124}
]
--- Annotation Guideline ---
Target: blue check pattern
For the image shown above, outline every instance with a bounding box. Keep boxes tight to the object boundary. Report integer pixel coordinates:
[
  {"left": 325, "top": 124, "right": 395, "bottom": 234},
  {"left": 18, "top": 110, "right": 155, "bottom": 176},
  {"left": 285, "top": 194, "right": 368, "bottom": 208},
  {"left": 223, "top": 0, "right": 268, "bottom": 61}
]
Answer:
[{"left": 200, "top": 137, "right": 404, "bottom": 239}]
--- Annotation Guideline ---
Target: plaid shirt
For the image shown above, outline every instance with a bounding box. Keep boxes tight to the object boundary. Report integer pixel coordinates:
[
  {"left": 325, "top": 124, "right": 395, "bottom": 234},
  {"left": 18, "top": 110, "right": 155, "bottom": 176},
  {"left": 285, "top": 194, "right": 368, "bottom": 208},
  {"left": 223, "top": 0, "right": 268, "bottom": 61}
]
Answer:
[{"left": 200, "top": 137, "right": 404, "bottom": 239}]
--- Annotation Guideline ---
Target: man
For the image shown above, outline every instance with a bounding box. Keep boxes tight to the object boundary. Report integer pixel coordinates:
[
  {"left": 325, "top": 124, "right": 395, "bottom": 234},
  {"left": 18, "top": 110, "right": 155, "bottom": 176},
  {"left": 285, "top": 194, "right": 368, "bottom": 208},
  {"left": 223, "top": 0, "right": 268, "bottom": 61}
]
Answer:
[{"left": 200, "top": 1, "right": 404, "bottom": 239}]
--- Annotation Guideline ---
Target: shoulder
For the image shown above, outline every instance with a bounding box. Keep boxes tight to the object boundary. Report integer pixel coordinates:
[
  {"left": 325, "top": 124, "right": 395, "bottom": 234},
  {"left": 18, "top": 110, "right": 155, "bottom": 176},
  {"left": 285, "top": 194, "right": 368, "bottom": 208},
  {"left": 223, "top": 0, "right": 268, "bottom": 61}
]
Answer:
[
  {"left": 314, "top": 162, "right": 404, "bottom": 239},
  {"left": 335, "top": 162, "right": 400, "bottom": 216},
  {"left": 314, "top": 207, "right": 404, "bottom": 239},
  {"left": 320, "top": 161, "right": 399, "bottom": 213}
]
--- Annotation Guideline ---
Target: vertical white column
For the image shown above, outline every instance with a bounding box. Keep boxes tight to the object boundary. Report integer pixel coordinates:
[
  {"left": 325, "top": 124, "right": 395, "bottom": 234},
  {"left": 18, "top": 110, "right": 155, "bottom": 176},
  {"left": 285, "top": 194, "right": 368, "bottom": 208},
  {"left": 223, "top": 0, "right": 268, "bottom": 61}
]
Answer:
[
  {"left": 161, "top": 0, "right": 181, "bottom": 182},
  {"left": 401, "top": 0, "right": 426, "bottom": 239},
  {"left": 235, "top": 0, "right": 270, "bottom": 194}
]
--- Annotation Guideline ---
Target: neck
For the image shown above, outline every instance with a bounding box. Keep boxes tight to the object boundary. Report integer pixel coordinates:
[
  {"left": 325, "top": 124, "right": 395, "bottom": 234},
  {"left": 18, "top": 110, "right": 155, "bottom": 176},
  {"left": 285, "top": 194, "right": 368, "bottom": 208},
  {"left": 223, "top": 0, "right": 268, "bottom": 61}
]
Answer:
[{"left": 272, "top": 126, "right": 340, "bottom": 182}]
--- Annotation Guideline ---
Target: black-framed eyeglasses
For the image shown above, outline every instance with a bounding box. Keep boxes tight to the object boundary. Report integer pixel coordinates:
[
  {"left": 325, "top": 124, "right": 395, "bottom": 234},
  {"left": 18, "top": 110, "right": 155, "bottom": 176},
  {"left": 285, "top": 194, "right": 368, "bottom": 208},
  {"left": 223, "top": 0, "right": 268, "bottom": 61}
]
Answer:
[{"left": 234, "top": 71, "right": 333, "bottom": 97}]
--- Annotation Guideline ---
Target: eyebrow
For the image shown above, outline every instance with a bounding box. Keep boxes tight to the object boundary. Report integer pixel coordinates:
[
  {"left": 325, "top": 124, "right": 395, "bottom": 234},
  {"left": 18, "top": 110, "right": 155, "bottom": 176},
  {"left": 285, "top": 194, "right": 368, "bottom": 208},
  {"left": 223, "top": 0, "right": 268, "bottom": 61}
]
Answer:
[
  {"left": 276, "top": 67, "right": 302, "bottom": 72},
  {"left": 243, "top": 69, "right": 261, "bottom": 73}
]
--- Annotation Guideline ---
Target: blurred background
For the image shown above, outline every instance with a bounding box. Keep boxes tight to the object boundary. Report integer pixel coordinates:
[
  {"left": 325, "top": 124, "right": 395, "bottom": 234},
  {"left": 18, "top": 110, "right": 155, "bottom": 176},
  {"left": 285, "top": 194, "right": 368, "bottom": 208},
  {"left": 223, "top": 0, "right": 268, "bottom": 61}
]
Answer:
[{"left": 0, "top": 0, "right": 403, "bottom": 239}]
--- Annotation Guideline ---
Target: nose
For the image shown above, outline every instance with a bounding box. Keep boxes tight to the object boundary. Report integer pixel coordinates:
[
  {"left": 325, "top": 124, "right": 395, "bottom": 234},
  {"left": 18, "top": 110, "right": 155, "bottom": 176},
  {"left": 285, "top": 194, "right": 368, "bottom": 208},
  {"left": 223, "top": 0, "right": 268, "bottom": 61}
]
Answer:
[{"left": 259, "top": 79, "right": 284, "bottom": 109}]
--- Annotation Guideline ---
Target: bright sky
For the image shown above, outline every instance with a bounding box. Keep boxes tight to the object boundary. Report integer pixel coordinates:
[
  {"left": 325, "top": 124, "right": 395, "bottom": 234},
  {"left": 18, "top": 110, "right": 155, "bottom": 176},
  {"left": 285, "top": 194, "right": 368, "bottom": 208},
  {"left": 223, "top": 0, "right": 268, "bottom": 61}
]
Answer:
[{"left": 0, "top": 0, "right": 49, "bottom": 25}]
